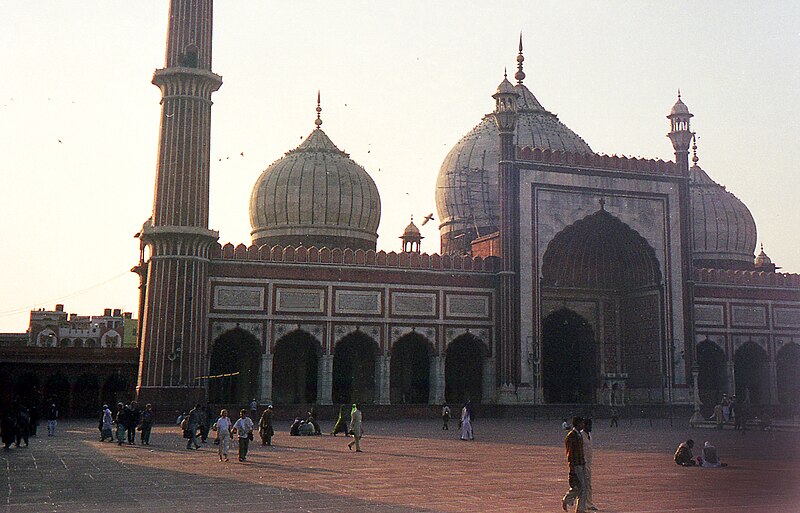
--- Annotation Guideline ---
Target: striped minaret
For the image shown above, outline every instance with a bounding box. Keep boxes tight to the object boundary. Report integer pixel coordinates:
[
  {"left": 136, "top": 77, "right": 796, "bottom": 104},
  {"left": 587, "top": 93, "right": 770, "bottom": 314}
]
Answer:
[{"left": 136, "top": 0, "right": 222, "bottom": 410}]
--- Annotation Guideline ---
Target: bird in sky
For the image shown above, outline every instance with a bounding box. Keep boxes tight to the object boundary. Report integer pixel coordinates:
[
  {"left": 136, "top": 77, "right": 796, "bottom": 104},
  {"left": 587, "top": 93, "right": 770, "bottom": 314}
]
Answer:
[
  {"left": 421, "top": 213, "right": 435, "bottom": 226},
  {"left": 240, "top": 152, "right": 244, "bottom": 157},
  {"left": 57, "top": 139, "right": 62, "bottom": 144}
]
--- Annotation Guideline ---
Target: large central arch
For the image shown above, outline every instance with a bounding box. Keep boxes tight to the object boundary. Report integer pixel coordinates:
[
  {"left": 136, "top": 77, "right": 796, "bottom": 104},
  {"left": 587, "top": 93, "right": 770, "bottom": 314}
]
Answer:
[
  {"left": 445, "top": 334, "right": 486, "bottom": 404},
  {"left": 540, "top": 208, "right": 664, "bottom": 403},
  {"left": 272, "top": 330, "right": 321, "bottom": 405},
  {"left": 333, "top": 331, "right": 379, "bottom": 405},
  {"left": 209, "top": 328, "right": 261, "bottom": 405},
  {"left": 542, "top": 309, "right": 596, "bottom": 403}
]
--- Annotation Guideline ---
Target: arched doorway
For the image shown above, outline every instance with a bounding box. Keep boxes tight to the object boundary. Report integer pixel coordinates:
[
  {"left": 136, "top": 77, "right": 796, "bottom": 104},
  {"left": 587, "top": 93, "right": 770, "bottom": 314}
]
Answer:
[
  {"left": 102, "top": 373, "right": 129, "bottom": 407},
  {"left": 272, "top": 330, "right": 321, "bottom": 404},
  {"left": 73, "top": 374, "right": 100, "bottom": 417},
  {"left": 43, "top": 374, "right": 71, "bottom": 415},
  {"left": 777, "top": 343, "right": 800, "bottom": 407},
  {"left": 333, "top": 332, "right": 379, "bottom": 405},
  {"left": 542, "top": 309, "right": 596, "bottom": 403},
  {"left": 390, "top": 333, "right": 433, "bottom": 404},
  {"left": 445, "top": 334, "right": 485, "bottom": 404},
  {"left": 734, "top": 342, "right": 769, "bottom": 404},
  {"left": 541, "top": 209, "right": 663, "bottom": 396},
  {"left": 697, "top": 340, "right": 726, "bottom": 411},
  {"left": 14, "top": 372, "right": 40, "bottom": 408},
  {"left": 209, "top": 328, "right": 261, "bottom": 405}
]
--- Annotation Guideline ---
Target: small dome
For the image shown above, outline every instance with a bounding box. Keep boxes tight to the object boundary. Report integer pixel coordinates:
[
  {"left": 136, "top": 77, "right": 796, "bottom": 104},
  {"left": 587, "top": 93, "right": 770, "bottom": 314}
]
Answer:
[
  {"left": 496, "top": 76, "right": 515, "bottom": 95},
  {"left": 436, "top": 82, "right": 591, "bottom": 254},
  {"left": 755, "top": 245, "right": 772, "bottom": 267},
  {"left": 400, "top": 217, "right": 422, "bottom": 240},
  {"left": 690, "top": 163, "right": 757, "bottom": 269},
  {"left": 669, "top": 97, "right": 691, "bottom": 117},
  {"left": 249, "top": 128, "right": 381, "bottom": 250}
]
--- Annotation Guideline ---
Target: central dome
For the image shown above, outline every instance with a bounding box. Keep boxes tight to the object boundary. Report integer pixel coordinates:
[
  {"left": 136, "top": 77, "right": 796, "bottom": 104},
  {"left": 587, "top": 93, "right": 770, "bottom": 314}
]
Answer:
[
  {"left": 249, "top": 124, "right": 381, "bottom": 251},
  {"left": 435, "top": 82, "right": 592, "bottom": 254}
]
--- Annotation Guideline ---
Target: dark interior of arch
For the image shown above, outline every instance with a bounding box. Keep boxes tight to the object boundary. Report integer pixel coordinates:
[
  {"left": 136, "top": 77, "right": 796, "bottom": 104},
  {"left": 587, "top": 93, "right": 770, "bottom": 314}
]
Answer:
[
  {"left": 272, "top": 330, "right": 320, "bottom": 405},
  {"left": 390, "top": 333, "right": 432, "bottom": 404},
  {"left": 209, "top": 328, "right": 261, "bottom": 405},
  {"left": 445, "top": 334, "right": 485, "bottom": 405},
  {"left": 734, "top": 342, "right": 769, "bottom": 404},
  {"left": 777, "top": 343, "right": 800, "bottom": 406},
  {"left": 542, "top": 308, "right": 596, "bottom": 403},
  {"left": 541, "top": 209, "right": 662, "bottom": 290},
  {"left": 333, "top": 332, "right": 379, "bottom": 405},
  {"left": 697, "top": 340, "right": 726, "bottom": 412}
]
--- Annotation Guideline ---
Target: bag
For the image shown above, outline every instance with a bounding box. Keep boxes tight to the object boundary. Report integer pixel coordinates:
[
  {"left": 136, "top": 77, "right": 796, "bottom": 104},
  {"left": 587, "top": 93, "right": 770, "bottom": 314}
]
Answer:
[
  {"left": 247, "top": 432, "right": 254, "bottom": 441},
  {"left": 182, "top": 430, "right": 190, "bottom": 439},
  {"left": 180, "top": 417, "right": 189, "bottom": 431},
  {"left": 214, "top": 438, "right": 220, "bottom": 446}
]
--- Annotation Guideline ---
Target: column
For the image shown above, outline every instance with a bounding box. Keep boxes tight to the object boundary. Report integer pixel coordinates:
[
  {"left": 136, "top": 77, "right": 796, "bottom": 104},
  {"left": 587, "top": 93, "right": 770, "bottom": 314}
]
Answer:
[
  {"left": 768, "top": 361, "right": 779, "bottom": 405},
  {"left": 258, "top": 354, "right": 273, "bottom": 405},
  {"left": 429, "top": 355, "right": 445, "bottom": 405},
  {"left": 317, "top": 354, "right": 333, "bottom": 405},
  {"left": 726, "top": 359, "right": 736, "bottom": 396},
  {"left": 375, "top": 354, "right": 390, "bottom": 405},
  {"left": 482, "top": 357, "right": 496, "bottom": 404}
]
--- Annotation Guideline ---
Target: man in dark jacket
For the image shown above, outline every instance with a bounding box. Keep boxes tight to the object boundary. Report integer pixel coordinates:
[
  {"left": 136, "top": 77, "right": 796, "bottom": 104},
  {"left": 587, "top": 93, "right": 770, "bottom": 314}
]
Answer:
[
  {"left": 186, "top": 404, "right": 201, "bottom": 450},
  {"left": 562, "top": 417, "right": 588, "bottom": 512},
  {"left": 126, "top": 402, "right": 141, "bottom": 445}
]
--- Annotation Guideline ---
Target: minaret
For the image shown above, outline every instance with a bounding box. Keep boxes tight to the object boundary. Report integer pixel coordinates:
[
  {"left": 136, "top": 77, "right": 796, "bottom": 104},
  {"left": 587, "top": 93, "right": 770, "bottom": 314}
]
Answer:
[
  {"left": 667, "top": 90, "right": 694, "bottom": 174},
  {"left": 400, "top": 216, "right": 423, "bottom": 253},
  {"left": 137, "top": 0, "right": 222, "bottom": 409},
  {"left": 493, "top": 61, "right": 520, "bottom": 400}
]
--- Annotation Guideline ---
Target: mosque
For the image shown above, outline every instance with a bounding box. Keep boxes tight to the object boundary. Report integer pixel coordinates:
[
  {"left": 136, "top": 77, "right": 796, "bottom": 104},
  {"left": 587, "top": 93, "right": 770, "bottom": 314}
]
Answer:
[{"left": 134, "top": 1, "right": 800, "bottom": 414}]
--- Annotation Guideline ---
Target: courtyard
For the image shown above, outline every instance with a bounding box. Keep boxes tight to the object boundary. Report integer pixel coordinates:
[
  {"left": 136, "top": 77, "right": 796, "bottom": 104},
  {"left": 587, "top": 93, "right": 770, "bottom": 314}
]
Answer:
[{"left": 1, "top": 417, "right": 798, "bottom": 512}]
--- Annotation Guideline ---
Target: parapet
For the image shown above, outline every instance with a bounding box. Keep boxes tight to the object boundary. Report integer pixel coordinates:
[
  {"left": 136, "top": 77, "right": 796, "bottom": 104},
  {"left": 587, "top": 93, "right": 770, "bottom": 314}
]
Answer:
[
  {"left": 516, "top": 147, "right": 679, "bottom": 176},
  {"left": 210, "top": 243, "right": 499, "bottom": 273},
  {"left": 695, "top": 268, "right": 800, "bottom": 288}
]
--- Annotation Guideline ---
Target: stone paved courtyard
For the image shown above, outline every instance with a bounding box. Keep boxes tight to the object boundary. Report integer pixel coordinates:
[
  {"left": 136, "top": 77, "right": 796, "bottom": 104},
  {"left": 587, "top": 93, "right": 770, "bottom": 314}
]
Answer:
[{"left": 1, "top": 417, "right": 798, "bottom": 512}]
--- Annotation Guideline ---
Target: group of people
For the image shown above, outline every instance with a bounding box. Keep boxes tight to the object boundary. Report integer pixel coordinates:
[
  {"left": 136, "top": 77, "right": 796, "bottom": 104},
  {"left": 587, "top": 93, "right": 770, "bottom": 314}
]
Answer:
[
  {"left": 1, "top": 401, "right": 58, "bottom": 449},
  {"left": 101, "top": 401, "right": 155, "bottom": 445},
  {"left": 561, "top": 416, "right": 598, "bottom": 513},
  {"left": 674, "top": 438, "right": 727, "bottom": 468},
  {"left": 441, "top": 400, "right": 475, "bottom": 441}
]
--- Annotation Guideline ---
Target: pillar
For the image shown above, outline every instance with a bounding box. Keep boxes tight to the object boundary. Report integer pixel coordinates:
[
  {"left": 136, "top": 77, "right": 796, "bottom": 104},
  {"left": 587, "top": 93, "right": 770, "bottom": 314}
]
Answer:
[
  {"left": 482, "top": 357, "right": 496, "bottom": 403},
  {"left": 726, "top": 359, "right": 736, "bottom": 397},
  {"left": 375, "top": 354, "right": 390, "bottom": 405},
  {"left": 258, "top": 353, "right": 272, "bottom": 405},
  {"left": 768, "top": 361, "right": 779, "bottom": 405},
  {"left": 317, "top": 354, "right": 333, "bottom": 405},
  {"left": 429, "top": 355, "right": 445, "bottom": 405}
]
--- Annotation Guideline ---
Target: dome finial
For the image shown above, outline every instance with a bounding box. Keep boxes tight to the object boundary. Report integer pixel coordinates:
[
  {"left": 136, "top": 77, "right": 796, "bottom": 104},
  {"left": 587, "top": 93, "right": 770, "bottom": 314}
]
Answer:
[
  {"left": 678, "top": 88, "right": 681, "bottom": 100},
  {"left": 314, "top": 90, "right": 323, "bottom": 129},
  {"left": 504, "top": 66, "right": 508, "bottom": 79},
  {"left": 691, "top": 133, "right": 699, "bottom": 166},
  {"left": 514, "top": 32, "right": 526, "bottom": 84}
]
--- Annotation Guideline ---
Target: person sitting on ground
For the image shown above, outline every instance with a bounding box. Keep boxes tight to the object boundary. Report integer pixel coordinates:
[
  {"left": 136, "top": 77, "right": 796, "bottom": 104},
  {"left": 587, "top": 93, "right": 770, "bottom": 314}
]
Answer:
[
  {"left": 306, "top": 411, "right": 321, "bottom": 435},
  {"left": 290, "top": 417, "right": 302, "bottom": 436},
  {"left": 674, "top": 439, "right": 696, "bottom": 466},
  {"left": 698, "top": 440, "right": 727, "bottom": 468}
]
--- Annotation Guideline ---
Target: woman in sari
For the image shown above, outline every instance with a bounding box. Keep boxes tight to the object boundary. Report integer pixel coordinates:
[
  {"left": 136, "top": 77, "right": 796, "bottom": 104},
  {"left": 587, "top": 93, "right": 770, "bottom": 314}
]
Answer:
[
  {"left": 460, "top": 400, "right": 474, "bottom": 440},
  {"left": 331, "top": 404, "right": 349, "bottom": 436}
]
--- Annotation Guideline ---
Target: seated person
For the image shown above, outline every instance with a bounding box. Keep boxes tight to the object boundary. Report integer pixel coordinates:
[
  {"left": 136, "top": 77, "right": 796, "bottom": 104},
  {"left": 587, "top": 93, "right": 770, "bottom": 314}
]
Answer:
[
  {"left": 298, "top": 421, "right": 316, "bottom": 436},
  {"left": 306, "top": 412, "right": 322, "bottom": 435},
  {"left": 698, "top": 441, "right": 727, "bottom": 468},
  {"left": 674, "top": 439, "right": 696, "bottom": 466},
  {"left": 289, "top": 417, "right": 302, "bottom": 436}
]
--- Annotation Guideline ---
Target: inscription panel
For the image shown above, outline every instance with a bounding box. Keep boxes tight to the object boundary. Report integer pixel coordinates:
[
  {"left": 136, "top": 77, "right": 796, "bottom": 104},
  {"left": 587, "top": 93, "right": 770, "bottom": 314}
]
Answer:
[
  {"left": 774, "top": 307, "right": 800, "bottom": 328},
  {"left": 391, "top": 292, "right": 436, "bottom": 317},
  {"left": 335, "top": 290, "right": 382, "bottom": 315},
  {"left": 214, "top": 286, "right": 264, "bottom": 310},
  {"left": 695, "top": 304, "right": 724, "bottom": 326},
  {"left": 275, "top": 288, "right": 325, "bottom": 313},
  {"left": 446, "top": 294, "right": 490, "bottom": 318},
  {"left": 731, "top": 304, "right": 767, "bottom": 327}
]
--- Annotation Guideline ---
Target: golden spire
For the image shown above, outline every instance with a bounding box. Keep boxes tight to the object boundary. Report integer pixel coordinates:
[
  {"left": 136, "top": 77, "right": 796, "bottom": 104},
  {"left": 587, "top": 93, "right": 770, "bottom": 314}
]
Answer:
[
  {"left": 514, "top": 32, "right": 526, "bottom": 84},
  {"left": 314, "top": 90, "right": 323, "bottom": 129}
]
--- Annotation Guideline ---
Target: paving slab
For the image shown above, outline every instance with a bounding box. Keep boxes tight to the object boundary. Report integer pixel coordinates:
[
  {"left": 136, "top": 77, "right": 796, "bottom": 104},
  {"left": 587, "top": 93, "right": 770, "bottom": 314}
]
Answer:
[{"left": 0, "top": 417, "right": 798, "bottom": 512}]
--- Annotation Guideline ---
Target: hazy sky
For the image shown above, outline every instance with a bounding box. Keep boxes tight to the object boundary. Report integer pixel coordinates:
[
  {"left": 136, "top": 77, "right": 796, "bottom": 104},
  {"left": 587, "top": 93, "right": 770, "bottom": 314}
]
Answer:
[{"left": 1, "top": 1, "right": 798, "bottom": 332}]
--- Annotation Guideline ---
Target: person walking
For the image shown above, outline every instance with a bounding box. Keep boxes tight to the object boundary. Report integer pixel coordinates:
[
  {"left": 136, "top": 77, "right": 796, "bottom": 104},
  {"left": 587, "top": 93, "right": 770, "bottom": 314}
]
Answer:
[
  {"left": 198, "top": 404, "right": 209, "bottom": 444},
  {"left": 28, "top": 404, "right": 39, "bottom": 437},
  {"left": 186, "top": 404, "right": 201, "bottom": 450},
  {"left": 214, "top": 409, "right": 232, "bottom": 462},
  {"left": 114, "top": 403, "right": 126, "bottom": 445},
  {"left": 140, "top": 403, "right": 154, "bottom": 445},
  {"left": 460, "top": 400, "right": 474, "bottom": 440},
  {"left": 331, "top": 404, "right": 349, "bottom": 436},
  {"left": 581, "top": 419, "right": 598, "bottom": 511},
  {"left": 249, "top": 399, "right": 258, "bottom": 421},
  {"left": 14, "top": 406, "right": 30, "bottom": 448},
  {"left": 46, "top": 402, "right": 58, "bottom": 436},
  {"left": 259, "top": 405, "right": 274, "bottom": 446},
  {"left": 713, "top": 403, "right": 724, "bottom": 430},
  {"left": 347, "top": 403, "right": 363, "bottom": 452},
  {"left": 441, "top": 404, "right": 451, "bottom": 430},
  {"left": 562, "top": 416, "right": 588, "bottom": 513},
  {"left": 609, "top": 407, "right": 619, "bottom": 428},
  {"left": 1, "top": 410, "right": 17, "bottom": 449},
  {"left": 100, "top": 404, "right": 113, "bottom": 442},
  {"left": 126, "top": 402, "right": 140, "bottom": 445},
  {"left": 232, "top": 409, "right": 254, "bottom": 462}
]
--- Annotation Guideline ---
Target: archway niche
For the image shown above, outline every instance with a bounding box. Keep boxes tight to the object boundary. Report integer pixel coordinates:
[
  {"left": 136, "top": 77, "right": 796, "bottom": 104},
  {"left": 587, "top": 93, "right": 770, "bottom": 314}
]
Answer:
[
  {"left": 272, "top": 330, "right": 321, "bottom": 405},
  {"left": 14, "top": 372, "right": 40, "bottom": 407},
  {"left": 209, "top": 328, "right": 261, "bottom": 405},
  {"left": 734, "top": 341, "right": 769, "bottom": 404},
  {"left": 333, "top": 331, "right": 379, "bottom": 405},
  {"left": 102, "top": 373, "right": 129, "bottom": 408},
  {"left": 73, "top": 373, "right": 100, "bottom": 417},
  {"left": 44, "top": 374, "right": 71, "bottom": 415},
  {"left": 390, "top": 332, "right": 433, "bottom": 404},
  {"left": 542, "top": 308, "right": 596, "bottom": 403},
  {"left": 697, "top": 340, "right": 726, "bottom": 412},
  {"left": 445, "top": 334, "right": 486, "bottom": 405},
  {"left": 541, "top": 209, "right": 663, "bottom": 402},
  {"left": 777, "top": 343, "right": 800, "bottom": 407}
]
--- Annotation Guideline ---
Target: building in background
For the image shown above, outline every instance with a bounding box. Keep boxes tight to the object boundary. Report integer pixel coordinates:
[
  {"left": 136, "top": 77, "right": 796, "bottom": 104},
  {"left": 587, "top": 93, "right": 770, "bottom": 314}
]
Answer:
[{"left": 28, "top": 304, "right": 135, "bottom": 348}]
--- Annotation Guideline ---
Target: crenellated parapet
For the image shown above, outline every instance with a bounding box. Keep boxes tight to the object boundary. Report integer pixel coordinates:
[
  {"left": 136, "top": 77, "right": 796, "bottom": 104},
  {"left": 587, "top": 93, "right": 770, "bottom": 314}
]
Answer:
[
  {"left": 695, "top": 267, "right": 800, "bottom": 288},
  {"left": 211, "top": 243, "right": 500, "bottom": 272},
  {"left": 516, "top": 146, "right": 679, "bottom": 176}
]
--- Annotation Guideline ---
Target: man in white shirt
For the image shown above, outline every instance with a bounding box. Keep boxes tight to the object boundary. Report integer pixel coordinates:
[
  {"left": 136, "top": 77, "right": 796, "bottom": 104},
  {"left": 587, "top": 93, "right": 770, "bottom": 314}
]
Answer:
[
  {"left": 215, "top": 409, "right": 232, "bottom": 462},
  {"left": 232, "top": 409, "right": 254, "bottom": 462},
  {"left": 347, "top": 404, "right": 363, "bottom": 452}
]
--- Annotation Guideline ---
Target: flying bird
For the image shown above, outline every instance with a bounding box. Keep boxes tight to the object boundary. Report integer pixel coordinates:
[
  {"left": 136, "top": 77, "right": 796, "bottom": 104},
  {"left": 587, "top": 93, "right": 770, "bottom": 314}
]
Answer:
[
  {"left": 421, "top": 213, "right": 435, "bottom": 226},
  {"left": 240, "top": 152, "right": 244, "bottom": 157},
  {"left": 57, "top": 139, "right": 62, "bottom": 144}
]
